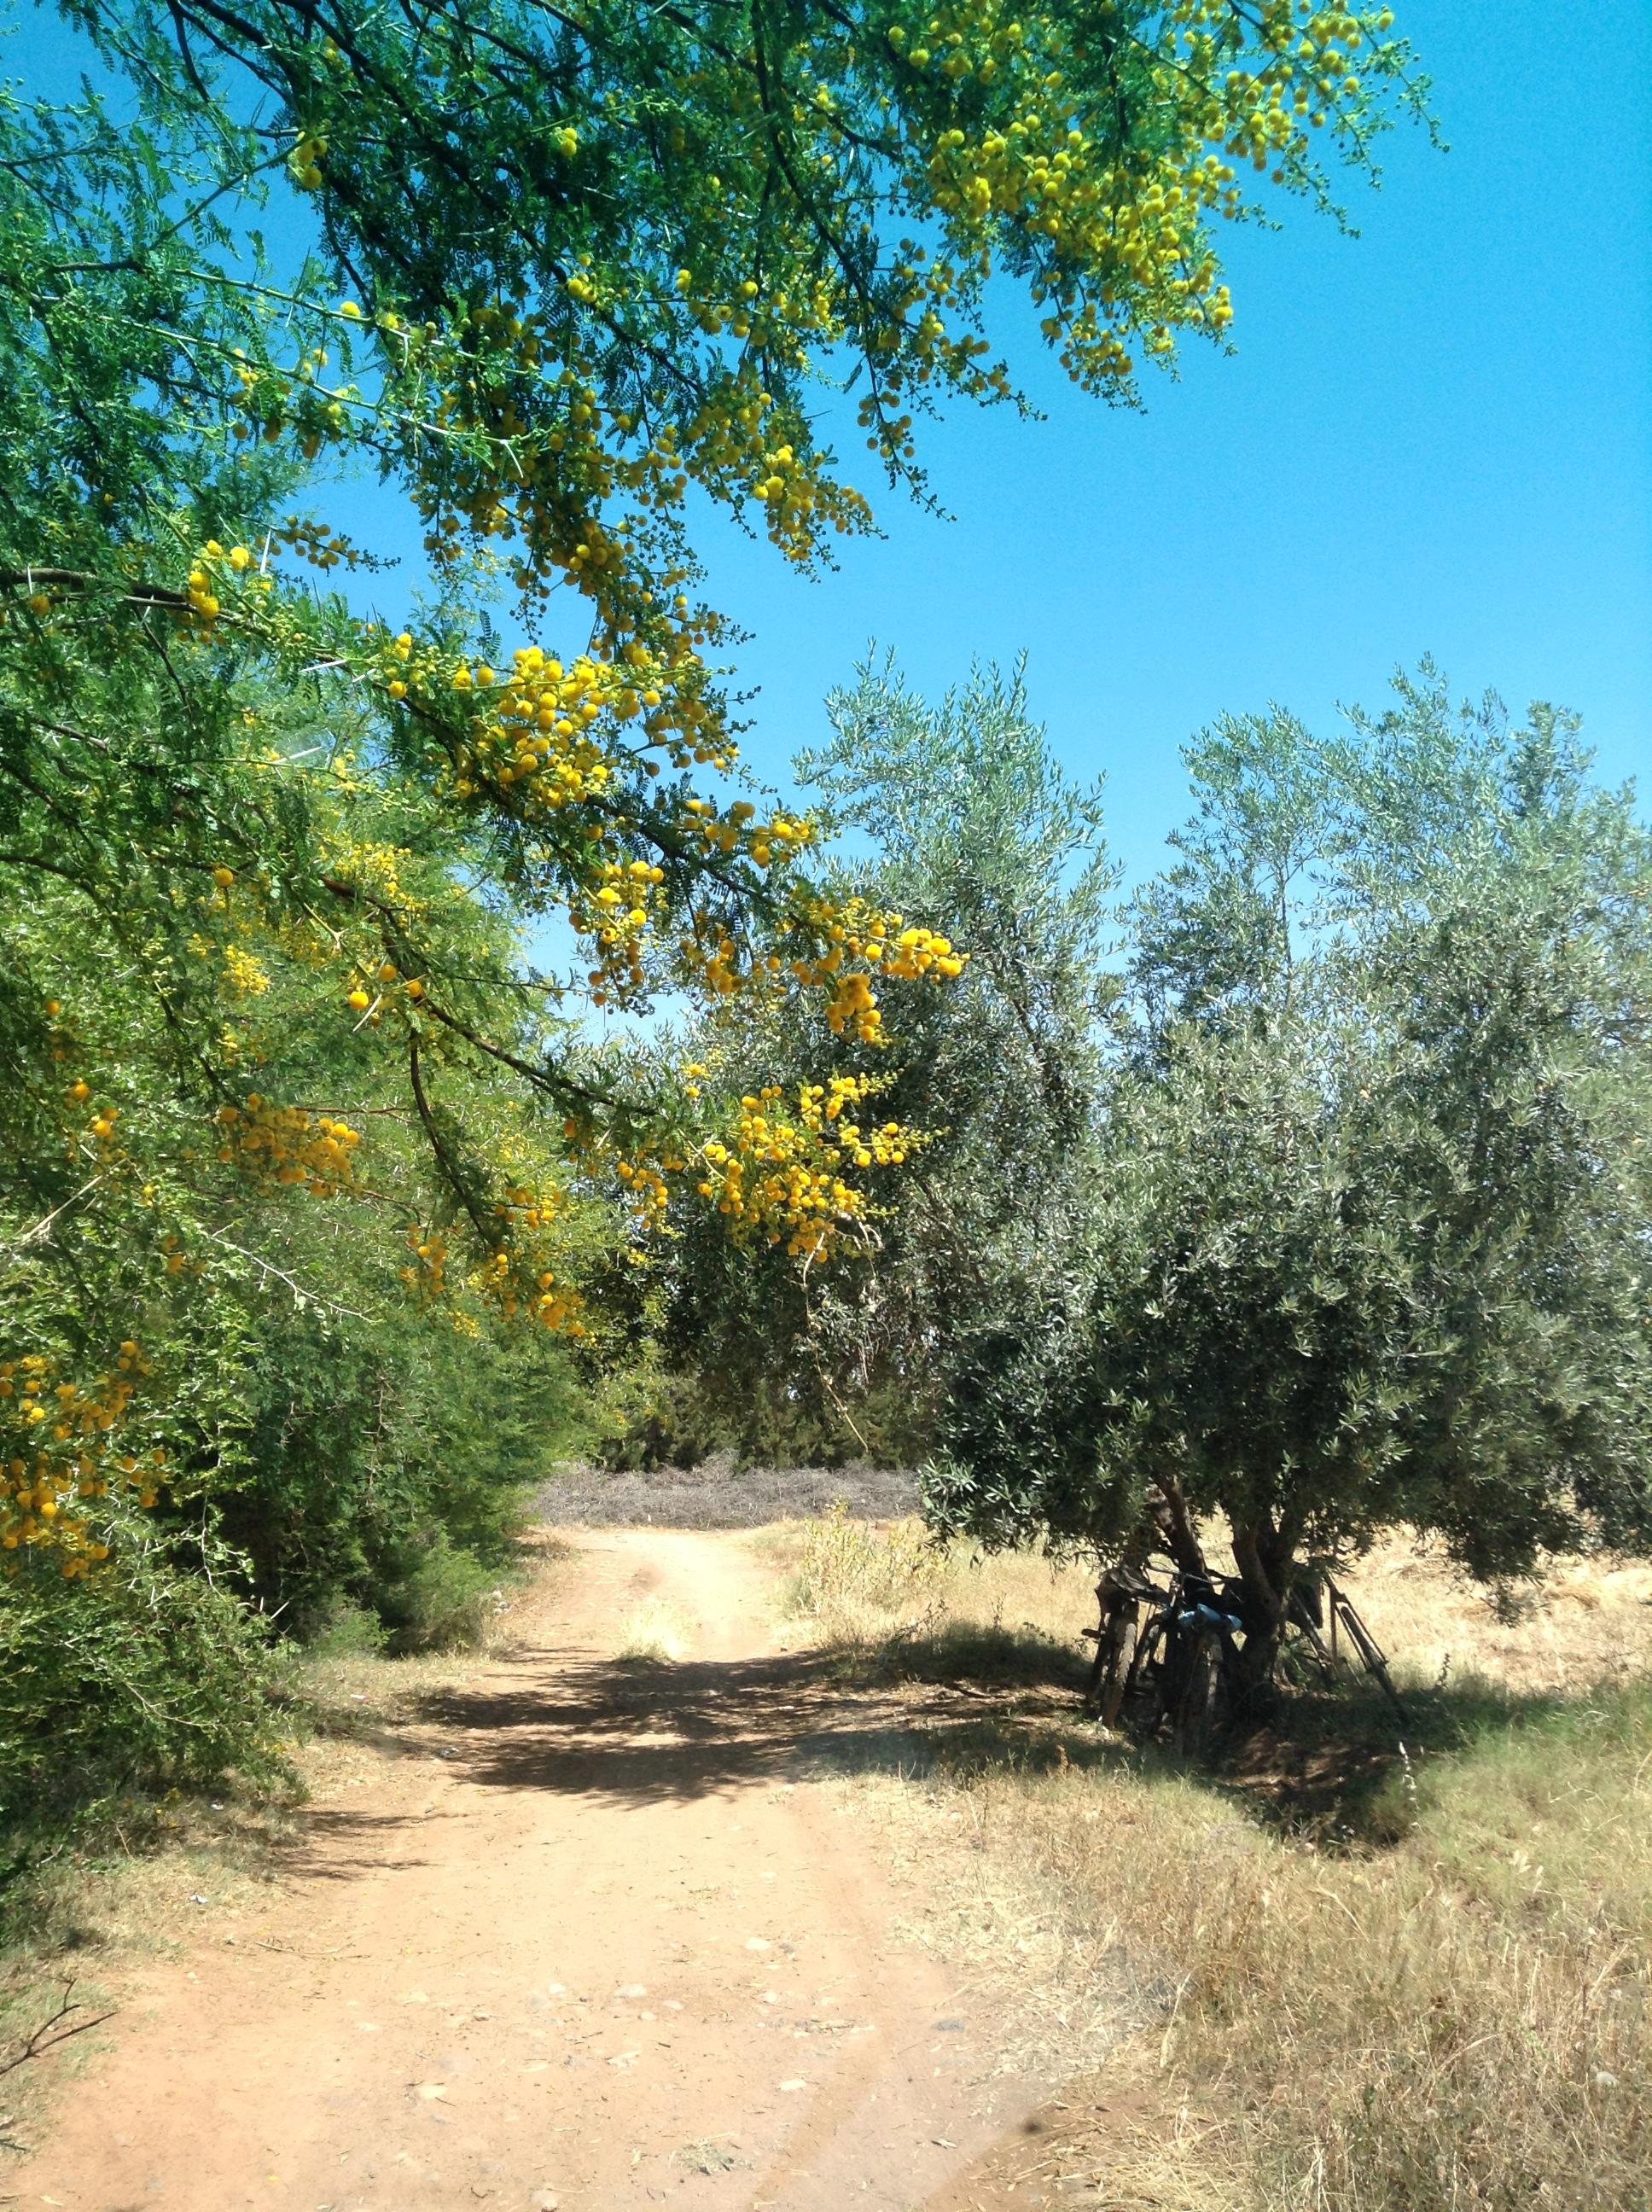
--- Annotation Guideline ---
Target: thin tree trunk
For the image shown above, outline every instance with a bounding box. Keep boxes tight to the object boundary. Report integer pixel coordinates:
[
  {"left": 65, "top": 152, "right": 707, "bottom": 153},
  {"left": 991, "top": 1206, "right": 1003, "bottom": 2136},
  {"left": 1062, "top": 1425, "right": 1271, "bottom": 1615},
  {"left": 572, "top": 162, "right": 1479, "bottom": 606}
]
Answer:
[{"left": 1150, "top": 1473, "right": 1211, "bottom": 1578}]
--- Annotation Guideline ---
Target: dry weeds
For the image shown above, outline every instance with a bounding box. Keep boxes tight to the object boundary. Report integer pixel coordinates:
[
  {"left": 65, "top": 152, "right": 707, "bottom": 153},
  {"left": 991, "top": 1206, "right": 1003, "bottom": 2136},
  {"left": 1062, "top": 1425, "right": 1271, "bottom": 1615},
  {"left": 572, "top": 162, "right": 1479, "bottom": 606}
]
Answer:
[
  {"left": 613, "top": 1596, "right": 695, "bottom": 1662},
  {"left": 782, "top": 1518, "right": 1652, "bottom": 2212},
  {"left": 1338, "top": 1532, "right": 1652, "bottom": 1697}
]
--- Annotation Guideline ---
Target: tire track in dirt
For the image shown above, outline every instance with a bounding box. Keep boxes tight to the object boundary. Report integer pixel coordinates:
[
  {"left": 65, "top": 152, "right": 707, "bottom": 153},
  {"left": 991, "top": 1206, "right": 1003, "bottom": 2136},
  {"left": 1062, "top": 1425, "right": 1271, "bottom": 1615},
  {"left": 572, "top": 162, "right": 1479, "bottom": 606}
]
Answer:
[{"left": 10, "top": 1528, "right": 1066, "bottom": 2210}]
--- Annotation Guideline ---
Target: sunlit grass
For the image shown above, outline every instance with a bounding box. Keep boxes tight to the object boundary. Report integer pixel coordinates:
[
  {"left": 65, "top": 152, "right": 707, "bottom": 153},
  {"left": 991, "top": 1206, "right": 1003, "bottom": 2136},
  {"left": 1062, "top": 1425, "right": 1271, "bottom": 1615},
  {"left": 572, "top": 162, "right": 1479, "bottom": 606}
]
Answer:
[
  {"left": 783, "top": 1509, "right": 1652, "bottom": 2210},
  {"left": 614, "top": 1598, "right": 692, "bottom": 1663}
]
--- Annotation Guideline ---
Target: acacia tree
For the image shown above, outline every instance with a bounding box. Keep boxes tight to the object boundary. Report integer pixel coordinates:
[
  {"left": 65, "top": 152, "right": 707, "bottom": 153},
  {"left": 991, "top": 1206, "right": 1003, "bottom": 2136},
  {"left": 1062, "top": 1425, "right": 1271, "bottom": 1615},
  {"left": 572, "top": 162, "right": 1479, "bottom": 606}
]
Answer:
[
  {"left": 927, "top": 673, "right": 1652, "bottom": 1683},
  {"left": 1, "top": 0, "right": 1423, "bottom": 1575},
  {"left": 0, "top": 683, "right": 602, "bottom": 1596}
]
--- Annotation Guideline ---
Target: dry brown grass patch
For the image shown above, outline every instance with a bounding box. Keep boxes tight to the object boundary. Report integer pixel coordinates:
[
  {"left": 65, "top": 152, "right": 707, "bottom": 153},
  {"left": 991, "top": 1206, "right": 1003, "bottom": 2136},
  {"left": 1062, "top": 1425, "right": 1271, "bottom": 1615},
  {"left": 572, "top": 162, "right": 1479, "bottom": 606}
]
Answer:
[{"left": 787, "top": 1515, "right": 1652, "bottom": 2211}]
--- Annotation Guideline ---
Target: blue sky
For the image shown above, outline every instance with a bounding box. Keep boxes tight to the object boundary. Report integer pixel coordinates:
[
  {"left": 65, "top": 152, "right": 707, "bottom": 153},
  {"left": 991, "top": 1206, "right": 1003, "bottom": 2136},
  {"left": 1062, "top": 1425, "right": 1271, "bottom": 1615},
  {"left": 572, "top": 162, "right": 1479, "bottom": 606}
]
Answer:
[
  {"left": 696, "top": 0, "right": 1651, "bottom": 884},
  {"left": 9, "top": 0, "right": 1649, "bottom": 889}
]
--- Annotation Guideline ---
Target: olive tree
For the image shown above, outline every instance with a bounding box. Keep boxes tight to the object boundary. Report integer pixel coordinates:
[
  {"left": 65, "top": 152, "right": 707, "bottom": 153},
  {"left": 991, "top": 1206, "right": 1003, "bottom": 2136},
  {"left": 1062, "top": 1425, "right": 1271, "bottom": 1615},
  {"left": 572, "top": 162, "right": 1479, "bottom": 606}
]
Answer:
[
  {"left": 927, "top": 672, "right": 1652, "bottom": 1684},
  {"left": 640, "top": 657, "right": 1118, "bottom": 1463}
]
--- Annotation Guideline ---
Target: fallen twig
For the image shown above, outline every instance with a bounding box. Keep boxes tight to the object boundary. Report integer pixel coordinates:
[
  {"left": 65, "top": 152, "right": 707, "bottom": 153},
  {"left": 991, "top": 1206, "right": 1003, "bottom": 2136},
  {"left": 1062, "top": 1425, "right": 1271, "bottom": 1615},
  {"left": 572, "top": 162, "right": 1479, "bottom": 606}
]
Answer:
[{"left": 0, "top": 1981, "right": 117, "bottom": 2080}]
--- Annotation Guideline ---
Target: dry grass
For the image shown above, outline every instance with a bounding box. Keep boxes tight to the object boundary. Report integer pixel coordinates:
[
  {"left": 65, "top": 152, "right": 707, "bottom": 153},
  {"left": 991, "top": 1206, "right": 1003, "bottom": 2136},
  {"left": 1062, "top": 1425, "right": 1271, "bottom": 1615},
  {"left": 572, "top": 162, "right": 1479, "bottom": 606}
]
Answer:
[
  {"left": 1338, "top": 1532, "right": 1652, "bottom": 1697},
  {"left": 613, "top": 1597, "right": 694, "bottom": 1662},
  {"left": 753, "top": 1502, "right": 1099, "bottom": 1672},
  {"left": 785, "top": 1516, "right": 1652, "bottom": 2212},
  {"left": 785, "top": 1511, "right": 1652, "bottom": 1710},
  {"left": 877, "top": 1698, "right": 1651, "bottom": 2210}
]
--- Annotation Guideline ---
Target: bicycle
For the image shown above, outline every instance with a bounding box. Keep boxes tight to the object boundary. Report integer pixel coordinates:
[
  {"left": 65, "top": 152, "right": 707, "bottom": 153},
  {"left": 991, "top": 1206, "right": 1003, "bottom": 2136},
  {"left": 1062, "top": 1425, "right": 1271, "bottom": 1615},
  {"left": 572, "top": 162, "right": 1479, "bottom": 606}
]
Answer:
[
  {"left": 1085, "top": 1561, "right": 1248, "bottom": 1750},
  {"left": 1283, "top": 1574, "right": 1408, "bottom": 1720},
  {"left": 1085, "top": 1556, "right": 1406, "bottom": 1741}
]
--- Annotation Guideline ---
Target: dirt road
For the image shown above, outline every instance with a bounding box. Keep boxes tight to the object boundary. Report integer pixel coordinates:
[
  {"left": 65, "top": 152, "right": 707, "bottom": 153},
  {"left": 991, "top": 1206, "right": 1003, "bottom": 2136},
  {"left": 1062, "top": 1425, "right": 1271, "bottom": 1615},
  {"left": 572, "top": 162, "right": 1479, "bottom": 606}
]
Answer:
[{"left": 15, "top": 1529, "right": 1059, "bottom": 2210}]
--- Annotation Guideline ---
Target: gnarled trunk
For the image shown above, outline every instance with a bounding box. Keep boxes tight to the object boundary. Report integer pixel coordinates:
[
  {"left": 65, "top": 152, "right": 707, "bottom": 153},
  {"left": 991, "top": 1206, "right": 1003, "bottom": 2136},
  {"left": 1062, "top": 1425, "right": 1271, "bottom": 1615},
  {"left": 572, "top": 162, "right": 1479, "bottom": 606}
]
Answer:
[
  {"left": 1144, "top": 1482, "right": 1305, "bottom": 1717},
  {"left": 1230, "top": 1514, "right": 1298, "bottom": 1694}
]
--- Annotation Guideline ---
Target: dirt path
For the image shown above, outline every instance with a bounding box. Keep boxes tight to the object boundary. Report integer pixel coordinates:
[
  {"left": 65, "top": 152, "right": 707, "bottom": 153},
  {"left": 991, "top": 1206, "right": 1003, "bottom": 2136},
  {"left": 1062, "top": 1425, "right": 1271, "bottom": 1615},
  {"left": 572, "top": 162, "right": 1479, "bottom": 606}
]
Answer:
[{"left": 14, "top": 1529, "right": 1061, "bottom": 2211}]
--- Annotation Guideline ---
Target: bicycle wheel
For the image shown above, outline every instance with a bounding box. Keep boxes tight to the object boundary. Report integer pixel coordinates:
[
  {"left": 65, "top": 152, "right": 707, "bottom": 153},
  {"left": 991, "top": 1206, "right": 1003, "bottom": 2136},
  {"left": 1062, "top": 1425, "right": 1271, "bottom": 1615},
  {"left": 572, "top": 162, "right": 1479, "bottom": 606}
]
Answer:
[
  {"left": 1096, "top": 1605, "right": 1139, "bottom": 1729},
  {"left": 1133, "top": 1615, "right": 1172, "bottom": 1727},
  {"left": 1172, "top": 1631, "right": 1225, "bottom": 1754}
]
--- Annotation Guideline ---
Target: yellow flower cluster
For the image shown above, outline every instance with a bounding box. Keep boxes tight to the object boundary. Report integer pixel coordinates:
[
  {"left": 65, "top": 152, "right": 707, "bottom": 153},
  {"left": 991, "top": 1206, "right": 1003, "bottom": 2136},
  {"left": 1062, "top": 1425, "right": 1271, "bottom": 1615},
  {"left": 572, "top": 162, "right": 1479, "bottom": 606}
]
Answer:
[
  {"left": 67, "top": 1084, "right": 123, "bottom": 1156},
  {"left": 214, "top": 1095, "right": 360, "bottom": 1193},
  {"left": 679, "top": 795, "right": 814, "bottom": 869},
  {"left": 695, "top": 1077, "right": 923, "bottom": 1260},
  {"left": 534, "top": 1272, "right": 585, "bottom": 1335},
  {"left": 344, "top": 958, "right": 425, "bottom": 1022},
  {"left": 453, "top": 645, "right": 620, "bottom": 806},
  {"left": 178, "top": 540, "right": 274, "bottom": 631},
  {"left": 227, "top": 340, "right": 368, "bottom": 469},
  {"left": 742, "top": 430, "right": 874, "bottom": 565},
  {"left": 382, "top": 628, "right": 731, "bottom": 805},
  {"left": 403, "top": 1213, "right": 586, "bottom": 1335},
  {"left": 0, "top": 1344, "right": 160, "bottom": 1575},
  {"left": 661, "top": 375, "right": 875, "bottom": 564},
  {"left": 317, "top": 834, "right": 416, "bottom": 912},
  {"left": 663, "top": 895, "right": 964, "bottom": 1041},
  {"left": 221, "top": 945, "right": 270, "bottom": 998},
  {"left": 573, "top": 854, "right": 668, "bottom": 1008},
  {"left": 676, "top": 926, "right": 749, "bottom": 1004},
  {"left": 784, "top": 902, "right": 966, "bottom": 1042},
  {"left": 402, "top": 1224, "right": 451, "bottom": 1300},
  {"left": 288, "top": 130, "right": 326, "bottom": 190},
  {"left": 898, "top": 0, "right": 1394, "bottom": 391},
  {"left": 410, "top": 303, "right": 867, "bottom": 630},
  {"left": 471, "top": 1248, "right": 587, "bottom": 1332},
  {"left": 614, "top": 1150, "right": 681, "bottom": 1229},
  {"left": 491, "top": 1182, "right": 583, "bottom": 1328},
  {"left": 494, "top": 1181, "right": 568, "bottom": 1234}
]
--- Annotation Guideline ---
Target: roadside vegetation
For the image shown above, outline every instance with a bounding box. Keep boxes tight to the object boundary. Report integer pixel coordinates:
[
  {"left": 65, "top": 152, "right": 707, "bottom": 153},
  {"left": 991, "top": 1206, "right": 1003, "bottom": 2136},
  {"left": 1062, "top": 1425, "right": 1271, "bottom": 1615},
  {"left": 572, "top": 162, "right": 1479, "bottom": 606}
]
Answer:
[{"left": 778, "top": 1511, "right": 1652, "bottom": 2212}]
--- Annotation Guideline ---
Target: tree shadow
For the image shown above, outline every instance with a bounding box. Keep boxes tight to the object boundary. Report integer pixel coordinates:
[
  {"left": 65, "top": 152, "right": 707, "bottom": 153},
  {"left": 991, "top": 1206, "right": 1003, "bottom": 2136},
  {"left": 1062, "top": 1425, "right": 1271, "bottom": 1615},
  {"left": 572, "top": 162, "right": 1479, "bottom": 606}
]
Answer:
[
  {"left": 1215, "top": 1670, "right": 1587, "bottom": 1843},
  {"left": 400, "top": 1644, "right": 992, "bottom": 1804},
  {"left": 370, "top": 1621, "right": 1120, "bottom": 1819},
  {"left": 279, "top": 1608, "right": 1620, "bottom": 1869},
  {"left": 883, "top": 1621, "right": 1093, "bottom": 1695},
  {"left": 269, "top": 1803, "right": 450, "bottom": 1884}
]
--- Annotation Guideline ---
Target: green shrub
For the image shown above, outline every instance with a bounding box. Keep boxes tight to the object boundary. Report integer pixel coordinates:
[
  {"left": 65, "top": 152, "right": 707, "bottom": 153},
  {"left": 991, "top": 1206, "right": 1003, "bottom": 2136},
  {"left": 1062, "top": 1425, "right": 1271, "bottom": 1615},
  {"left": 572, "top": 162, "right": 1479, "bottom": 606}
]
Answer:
[
  {"left": 300, "top": 1596, "right": 389, "bottom": 1660},
  {"left": 0, "top": 1553, "right": 288, "bottom": 1848},
  {"left": 369, "top": 1531, "right": 502, "bottom": 1654},
  {"left": 218, "top": 1299, "right": 576, "bottom": 1637}
]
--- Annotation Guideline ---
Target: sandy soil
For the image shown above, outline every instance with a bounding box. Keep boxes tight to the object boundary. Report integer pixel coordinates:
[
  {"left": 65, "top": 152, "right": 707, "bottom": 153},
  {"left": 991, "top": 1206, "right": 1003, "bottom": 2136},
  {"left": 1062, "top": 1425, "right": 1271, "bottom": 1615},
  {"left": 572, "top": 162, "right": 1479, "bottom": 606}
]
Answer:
[{"left": 12, "top": 1529, "right": 1068, "bottom": 2211}]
